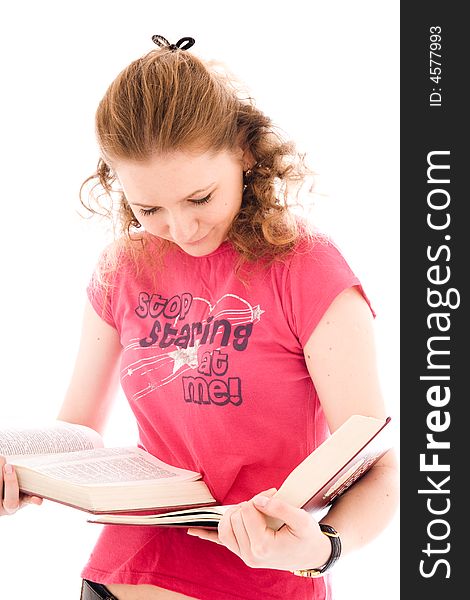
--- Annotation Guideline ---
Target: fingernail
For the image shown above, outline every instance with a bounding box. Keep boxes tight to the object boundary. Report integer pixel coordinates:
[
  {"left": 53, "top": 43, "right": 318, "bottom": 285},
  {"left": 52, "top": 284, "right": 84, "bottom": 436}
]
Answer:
[
  {"left": 253, "top": 495, "right": 269, "bottom": 507},
  {"left": 4, "top": 463, "right": 13, "bottom": 475},
  {"left": 187, "top": 529, "right": 197, "bottom": 536}
]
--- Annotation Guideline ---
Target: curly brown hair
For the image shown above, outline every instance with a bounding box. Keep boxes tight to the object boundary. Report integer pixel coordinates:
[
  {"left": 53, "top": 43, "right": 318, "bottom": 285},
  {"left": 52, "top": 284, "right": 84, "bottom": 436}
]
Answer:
[{"left": 80, "top": 44, "right": 316, "bottom": 280}]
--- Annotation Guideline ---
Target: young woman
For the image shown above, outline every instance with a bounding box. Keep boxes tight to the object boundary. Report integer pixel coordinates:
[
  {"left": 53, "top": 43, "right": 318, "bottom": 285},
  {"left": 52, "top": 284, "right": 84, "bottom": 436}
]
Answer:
[{"left": 0, "top": 35, "right": 398, "bottom": 600}]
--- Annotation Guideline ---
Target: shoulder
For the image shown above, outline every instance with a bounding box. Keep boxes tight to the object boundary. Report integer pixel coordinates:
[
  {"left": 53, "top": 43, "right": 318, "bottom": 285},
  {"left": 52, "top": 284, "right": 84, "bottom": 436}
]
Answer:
[
  {"left": 264, "top": 215, "right": 358, "bottom": 294},
  {"left": 93, "top": 232, "right": 165, "bottom": 277},
  {"left": 285, "top": 225, "right": 351, "bottom": 277}
]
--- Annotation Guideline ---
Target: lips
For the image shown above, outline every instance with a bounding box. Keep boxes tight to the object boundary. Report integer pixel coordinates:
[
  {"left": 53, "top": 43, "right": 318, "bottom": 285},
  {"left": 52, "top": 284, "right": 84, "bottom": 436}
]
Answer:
[{"left": 184, "top": 232, "right": 209, "bottom": 245}]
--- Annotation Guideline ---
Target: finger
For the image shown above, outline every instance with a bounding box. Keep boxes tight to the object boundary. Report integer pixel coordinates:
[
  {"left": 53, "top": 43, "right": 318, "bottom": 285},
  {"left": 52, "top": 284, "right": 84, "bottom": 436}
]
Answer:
[
  {"left": 252, "top": 494, "right": 314, "bottom": 537},
  {"left": 30, "top": 496, "right": 44, "bottom": 505},
  {"left": 256, "top": 488, "right": 277, "bottom": 497},
  {"left": 2, "top": 463, "right": 20, "bottom": 515},
  {"left": 230, "top": 502, "right": 255, "bottom": 558},
  {"left": 218, "top": 504, "right": 244, "bottom": 556},
  {"left": 0, "top": 457, "right": 5, "bottom": 514},
  {"left": 20, "top": 494, "right": 43, "bottom": 507},
  {"left": 239, "top": 499, "right": 275, "bottom": 544},
  {"left": 236, "top": 500, "right": 279, "bottom": 567},
  {"left": 0, "top": 455, "right": 5, "bottom": 490},
  {"left": 187, "top": 527, "right": 222, "bottom": 544},
  {"left": 216, "top": 492, "right": 276, "bottom": 559}
]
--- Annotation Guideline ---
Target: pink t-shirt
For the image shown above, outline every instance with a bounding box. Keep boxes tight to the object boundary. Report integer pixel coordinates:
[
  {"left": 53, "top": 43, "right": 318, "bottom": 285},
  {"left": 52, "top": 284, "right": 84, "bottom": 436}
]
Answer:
[{"left": 81, "top": 231, "right": 372, "bottom": 600}]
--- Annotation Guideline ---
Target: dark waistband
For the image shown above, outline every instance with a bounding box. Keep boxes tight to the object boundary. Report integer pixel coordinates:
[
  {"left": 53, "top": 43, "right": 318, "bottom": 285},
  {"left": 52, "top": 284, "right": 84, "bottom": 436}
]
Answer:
[{"left": 80, "top": 579, "right": 119, "bottom": 600}]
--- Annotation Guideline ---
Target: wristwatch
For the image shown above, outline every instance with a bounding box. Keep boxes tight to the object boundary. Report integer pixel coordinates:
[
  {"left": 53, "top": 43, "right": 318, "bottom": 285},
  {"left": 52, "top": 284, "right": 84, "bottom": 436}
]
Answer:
[{"left": 292, "top": 523, "right": 342, "bottom": 578}]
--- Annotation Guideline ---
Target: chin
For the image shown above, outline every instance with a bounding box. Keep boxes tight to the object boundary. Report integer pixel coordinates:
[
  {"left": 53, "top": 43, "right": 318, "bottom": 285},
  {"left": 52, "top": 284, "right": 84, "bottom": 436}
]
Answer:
[
  {"left": 182, "top": 238, "right": 222, "bottom": 256},
  {"left": 177, "top": 230, "right": 213, "bottom": 250}
]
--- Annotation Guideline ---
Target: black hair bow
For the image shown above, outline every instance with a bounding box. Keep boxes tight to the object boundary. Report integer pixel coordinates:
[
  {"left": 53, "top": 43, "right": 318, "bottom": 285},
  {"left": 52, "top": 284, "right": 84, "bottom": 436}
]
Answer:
[{"left": 151, "top": 35, "right": 195, "bottom": 51}]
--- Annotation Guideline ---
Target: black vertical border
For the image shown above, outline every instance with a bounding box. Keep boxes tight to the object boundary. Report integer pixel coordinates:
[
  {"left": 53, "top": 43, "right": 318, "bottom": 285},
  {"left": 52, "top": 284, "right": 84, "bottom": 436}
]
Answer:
[{"left": 401, "top": 3, "right": 466, "bottom": 597}]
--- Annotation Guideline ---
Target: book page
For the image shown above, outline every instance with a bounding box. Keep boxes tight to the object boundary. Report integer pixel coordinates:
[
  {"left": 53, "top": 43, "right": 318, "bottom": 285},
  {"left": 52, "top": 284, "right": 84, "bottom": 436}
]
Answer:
[
  {"left": 12, "top": 447, "right": 200, "bottom": 485},
  {"left": 87, "top": 503, "right": 233, "bottom": 525},
  {"left": 0, "top": 421, "right": 103, "bottom": 458}
]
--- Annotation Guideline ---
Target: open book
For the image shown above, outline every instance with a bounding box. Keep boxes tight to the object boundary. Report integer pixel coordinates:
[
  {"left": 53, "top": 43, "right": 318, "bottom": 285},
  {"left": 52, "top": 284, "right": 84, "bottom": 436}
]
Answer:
[
  {"left": 87, "top": 414, "right": 392, "bottom": 530},
  {"left": 0, "top": 421, "right": 216, "bottom": 513}
]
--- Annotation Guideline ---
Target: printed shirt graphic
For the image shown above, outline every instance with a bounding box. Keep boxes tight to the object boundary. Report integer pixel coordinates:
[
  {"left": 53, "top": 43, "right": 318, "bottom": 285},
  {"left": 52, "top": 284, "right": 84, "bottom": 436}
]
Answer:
[
  {"left": 129, "top": 289, "right": 256, "bottom": 407},
  {"left": 82, "top": 232, "right": 372, "bottom": 600}
]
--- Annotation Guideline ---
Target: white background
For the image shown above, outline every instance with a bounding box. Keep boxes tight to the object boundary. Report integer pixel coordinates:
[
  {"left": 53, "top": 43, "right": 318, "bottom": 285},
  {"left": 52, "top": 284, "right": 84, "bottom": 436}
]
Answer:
[{"left": 0, "top": 1, "right": 399, "bottom": 599}]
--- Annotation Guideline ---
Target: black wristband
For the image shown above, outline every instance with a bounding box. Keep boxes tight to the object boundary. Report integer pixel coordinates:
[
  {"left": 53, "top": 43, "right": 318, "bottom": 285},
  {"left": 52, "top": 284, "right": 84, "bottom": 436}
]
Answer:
[{"left": 292, "top": 523, "right": 342, "bottom": 578}]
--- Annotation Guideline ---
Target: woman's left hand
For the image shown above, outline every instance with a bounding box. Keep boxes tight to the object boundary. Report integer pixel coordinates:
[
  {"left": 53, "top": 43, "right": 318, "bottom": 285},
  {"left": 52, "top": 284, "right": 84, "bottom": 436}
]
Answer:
[{"left": 187, "top": 489, "right": 332, "bottom": 571}]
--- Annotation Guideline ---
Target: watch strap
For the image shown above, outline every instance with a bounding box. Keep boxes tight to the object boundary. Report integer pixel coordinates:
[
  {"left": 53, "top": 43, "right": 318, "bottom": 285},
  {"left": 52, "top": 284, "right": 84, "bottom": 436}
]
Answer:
[{"left": 292, "top": 523, "right": 342, "bottom": 578}]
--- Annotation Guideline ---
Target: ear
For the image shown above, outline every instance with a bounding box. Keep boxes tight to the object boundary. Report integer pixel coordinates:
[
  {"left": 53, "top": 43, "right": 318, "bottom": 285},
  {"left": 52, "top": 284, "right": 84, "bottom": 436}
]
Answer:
[
  {"left": 243, "top": 150, "right": 256, "bottom": 171},
  {"left": 239, "top": 146, "right": 256, "bottom": 171},
  {"left": 234, "top": 133, "right": 256, "bottom": 170}
]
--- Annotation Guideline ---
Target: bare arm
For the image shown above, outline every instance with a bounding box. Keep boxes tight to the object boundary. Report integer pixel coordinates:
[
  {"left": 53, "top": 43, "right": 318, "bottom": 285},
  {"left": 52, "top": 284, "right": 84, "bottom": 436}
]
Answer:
[
  {"left": 57, "top": 299, "right": 122, "bottom": 435},
  {"left": 2, "top": 300, "right": 122, "bottom": 516},
  {"left": 190, "top": 285, "right": 398, "bottom": 570},
  {"left": 302, "top": 285, "right": 398, "bottom": 555}
]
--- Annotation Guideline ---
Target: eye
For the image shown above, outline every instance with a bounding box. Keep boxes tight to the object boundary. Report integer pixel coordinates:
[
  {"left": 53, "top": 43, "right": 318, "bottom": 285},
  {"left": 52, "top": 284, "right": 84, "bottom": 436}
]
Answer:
[
  {"left": 137, "top": 193, "right": 213, "bottom": 217},
  {"left": 189, "top": 193, "right": 212, "bottom": 207},
  {"left": 139, "top": 206, "right": 159, "bottom": 217}
]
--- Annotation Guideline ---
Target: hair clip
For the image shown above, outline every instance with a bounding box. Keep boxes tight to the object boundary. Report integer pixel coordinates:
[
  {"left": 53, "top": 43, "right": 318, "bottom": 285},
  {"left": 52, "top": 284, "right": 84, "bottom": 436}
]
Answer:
[{"left": 151, "top": 35, "right": 195, "bottom": 51}]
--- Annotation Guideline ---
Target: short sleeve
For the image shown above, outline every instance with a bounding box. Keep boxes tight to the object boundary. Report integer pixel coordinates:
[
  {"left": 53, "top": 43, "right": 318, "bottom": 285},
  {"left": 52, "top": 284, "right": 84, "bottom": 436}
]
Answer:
[
  {"left": 86, "top": 246, "right": 119, "bottom": 329},
  {"left": 284, "top": 236, "right": 375, "bottom": 347}
]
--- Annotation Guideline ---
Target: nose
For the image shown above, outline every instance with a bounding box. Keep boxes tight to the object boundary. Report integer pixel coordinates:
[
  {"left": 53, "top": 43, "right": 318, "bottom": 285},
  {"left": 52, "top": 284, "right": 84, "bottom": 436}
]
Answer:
[{"left": 166, "top": 212, "right": 199, "bottom": 244}]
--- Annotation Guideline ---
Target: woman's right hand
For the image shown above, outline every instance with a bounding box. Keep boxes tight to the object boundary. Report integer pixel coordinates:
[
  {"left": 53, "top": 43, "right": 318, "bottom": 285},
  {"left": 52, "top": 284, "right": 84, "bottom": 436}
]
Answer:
[{"left": 1, "top": 456, "right": 43, "bottom": 516}]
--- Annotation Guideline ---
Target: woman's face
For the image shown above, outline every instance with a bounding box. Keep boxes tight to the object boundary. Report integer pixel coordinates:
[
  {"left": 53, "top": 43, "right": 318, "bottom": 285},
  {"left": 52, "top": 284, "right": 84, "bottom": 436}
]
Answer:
[{"left": 113, "top": 148, "right": 246, "bottom": 257}]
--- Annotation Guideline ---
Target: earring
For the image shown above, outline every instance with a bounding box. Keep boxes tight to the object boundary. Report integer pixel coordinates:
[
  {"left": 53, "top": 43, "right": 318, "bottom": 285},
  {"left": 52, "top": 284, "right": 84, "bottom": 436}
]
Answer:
[{"left": 243, "top": 169, "right": 252, "bottom": 192}]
